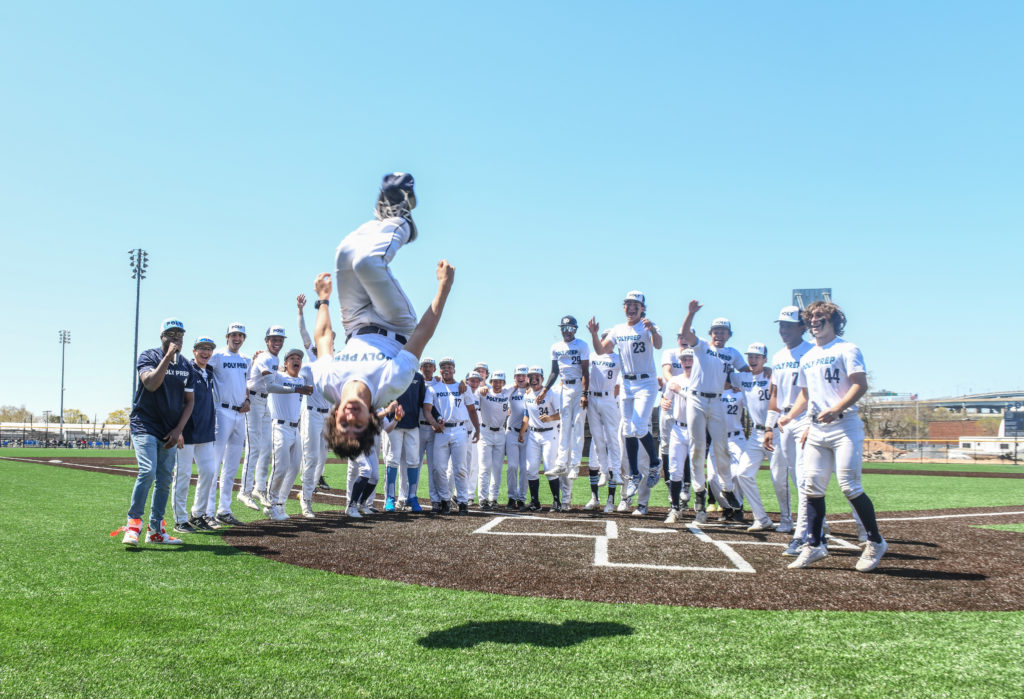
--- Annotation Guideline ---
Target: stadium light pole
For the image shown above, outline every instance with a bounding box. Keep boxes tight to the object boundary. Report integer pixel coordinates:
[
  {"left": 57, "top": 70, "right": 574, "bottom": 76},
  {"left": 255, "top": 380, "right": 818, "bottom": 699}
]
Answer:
[
  {"left": 129, "top": 249, "right": 149, "bottom": 404},
  {"left": 58, "top": 330, "right": 70, "bottom": 442}
]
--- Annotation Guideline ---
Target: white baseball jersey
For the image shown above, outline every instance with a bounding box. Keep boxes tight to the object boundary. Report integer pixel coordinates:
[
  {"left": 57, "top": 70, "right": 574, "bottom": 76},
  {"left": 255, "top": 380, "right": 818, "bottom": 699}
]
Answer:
[
  {"left": 523, "top": 389, "right": 561, "bottom": 429},
  {"left": 606, "top": 320, "right": 660, "bottom": 377},
  {"left": 661, "top": 348, "right": 684, "bottom": 376},
  {"left": 797, "top": 338, "right": 867, "bottom": 417},
  {"left": 551, "top": 338, "right": 590, "bottom": 383},
  {"left": 477, "top": 387, "right": 511, "bottom": 428},
  {"left": 689, "top": 337, "right": 747, "bottom": 394},
  {"left": 508, "top": 386, "right": 528, "bottom": 426},
  {"left": 309, "top": 335, "right": 418, "bottom": 409},
  {"left": 735, "top": 371, "right": 772, "bottom": 426},
  {"left": 721, "top": 390, "right": 745, "bottom": 434},
  {"left": 770, "top": 340, "right": 813, "bottom": 411},
  {"left": 589, "top": 352, "right": 621, "bottom": 394},
  {"left": 299, "top": 364, "right": 331, "bottom": 411},
  {"left": 208, "top": 349, "right": 250, "bottom": 406},
  {"left": 423, "top": 381, "right": 472, "bottom": 423},
  {"left": 666, "top": 381, "right": 689, "bottom": 422},
  {"left": 269, "top": 374, "right": 306, "bottom": 422},
  {"left": 247, "top": 352, "right": 279, "bottom": 392}
]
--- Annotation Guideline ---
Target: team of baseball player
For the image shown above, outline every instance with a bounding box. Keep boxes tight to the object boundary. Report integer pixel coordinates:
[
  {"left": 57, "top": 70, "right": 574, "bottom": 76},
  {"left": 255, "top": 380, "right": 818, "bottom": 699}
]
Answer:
[{"left": 116, "top": 172, "right": 886, "bottom": 573}]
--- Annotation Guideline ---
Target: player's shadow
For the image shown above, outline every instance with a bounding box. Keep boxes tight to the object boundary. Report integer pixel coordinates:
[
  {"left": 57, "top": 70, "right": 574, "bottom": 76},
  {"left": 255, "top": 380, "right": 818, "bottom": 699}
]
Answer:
[
  {"left": 418, "top": 619, "right": 633, "bottom": 649},
  {"left": 874, "top": 568, "right": 987, "bottom": 581}
]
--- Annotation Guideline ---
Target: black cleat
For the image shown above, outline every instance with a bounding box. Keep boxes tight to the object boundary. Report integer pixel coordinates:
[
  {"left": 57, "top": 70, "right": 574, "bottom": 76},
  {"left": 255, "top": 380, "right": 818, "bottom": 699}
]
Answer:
[
  {"left": 527, "top": 500, "right": 541, "bottom": 512},
  {"left": 457, "top": 503, "right": 469, "bottom": 515},
  {"left": 189, "top": 515, "right": 214, "bottom": 531},
  {"left": 441, "top": 500, "right": 451, "bottom": 514},
  {"left": 431, "top": 501, "right": 441, "bottom": 513},
  {"left": 173, "top": 521, "right": 197, "bottom": 534},
  {"left": 318, "top": 476, "right": 331, "bottom": 491},
  {"left": 506, "top": 498, "right": 516, "bottom": 509},
  {"left": 215, "top": 513, "right": 244, "bottom": 526}
]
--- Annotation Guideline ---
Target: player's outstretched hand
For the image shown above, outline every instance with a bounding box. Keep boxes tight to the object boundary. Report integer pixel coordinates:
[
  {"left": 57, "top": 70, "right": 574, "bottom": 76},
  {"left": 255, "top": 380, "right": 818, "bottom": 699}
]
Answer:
[
  {"left": 688, "top": 300, "right": 702, "bottom": 315},
  {"left": 436, "top": 259, "right": 455, "bottom": 288},
  {"left": 296, "top": 293, "right": 306, "bottom": 310},
  {"left": 763, "top": 430, "right": 775, "bottom": 452},
  {"left": 587, "top": 317, "right": 599, "bottom": 334},
  {"left": 315, "top": 273, "right": 332, "bottom": 300}
]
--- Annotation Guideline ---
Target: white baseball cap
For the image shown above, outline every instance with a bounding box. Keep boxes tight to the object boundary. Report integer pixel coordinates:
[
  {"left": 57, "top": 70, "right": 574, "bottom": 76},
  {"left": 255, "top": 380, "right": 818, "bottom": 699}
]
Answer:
[
  {"left": 746, "top": 342, "right": 767, "bottom": 357},
  {"left": 284, "top": 348, "right": 304, "bottom": 361},
  {"left": 467, "top": 371, "right": 483, "bottom": 381},
  {"left": 420, "top": 356, "right": 436, "bottom": 367},
  {"left": 474, "top": 362, "right": 489, "bottom": 371},
  {"left": 710, "top": 317, "right": 731, "bottom": 331},
  {"left": 623, "top": 290, "right": 646, "bottom": 305},
  {"left": 775, "top": 305, "right": 802, "bottom": 324},
  {"left": 491, "top": 371, "right": 507, "bottom": 382},
  {"left": 514, "top": 364, "right": 529, "bottom": 376},
  {"left": 161, "top": 318, "right": 185, "bottom": 334},
  {"left": 680, "top": 348, "right": 695, "bottom": 358},
  {"left": 226, "top": 322, "right": 246, "bottom": 336},
  {"left": 265, "top": 325, "right": 287, "bottom": 338},
  {"left": 439, "top": 356, "right": 456, "bottom": 366},
  {"left": 528, "top": 365, "right": 544, "bottom": 376}
]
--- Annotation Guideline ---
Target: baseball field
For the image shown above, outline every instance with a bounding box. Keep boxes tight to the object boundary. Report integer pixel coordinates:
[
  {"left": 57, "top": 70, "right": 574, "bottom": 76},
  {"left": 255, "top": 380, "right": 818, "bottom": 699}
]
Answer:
[{"left": 1, "top": 449, "right": 1022, "bottom": 697}]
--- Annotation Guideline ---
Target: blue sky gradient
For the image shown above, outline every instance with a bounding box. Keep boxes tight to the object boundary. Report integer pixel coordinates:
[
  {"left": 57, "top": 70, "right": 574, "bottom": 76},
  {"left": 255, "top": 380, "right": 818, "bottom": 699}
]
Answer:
[{"left": 1, "top": 2, "right": 1021, "bottom": 419}]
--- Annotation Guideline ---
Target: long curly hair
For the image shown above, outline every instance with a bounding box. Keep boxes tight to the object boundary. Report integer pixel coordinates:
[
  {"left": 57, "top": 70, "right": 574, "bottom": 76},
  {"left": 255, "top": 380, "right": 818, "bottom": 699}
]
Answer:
[{"left": 802, "top": 301, "right": 846, "bottom": 336}]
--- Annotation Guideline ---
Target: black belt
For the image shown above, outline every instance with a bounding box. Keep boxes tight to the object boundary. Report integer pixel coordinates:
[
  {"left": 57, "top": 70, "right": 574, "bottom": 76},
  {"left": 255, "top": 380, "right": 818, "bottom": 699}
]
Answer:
[
  {"left": 531, "top": 426, "right": 554, "bottom": 432},
  {"left": 812, "top": 413, "right": 844, "bottom": 423},
  {"left": 443, "top": 421, "right": 465, "bottom": 428},
  {"left": 692, "top": 390, "right": 720, "bottom": 398},
  {"left": 563, "top": 379, "right": 577, "bottom": 385},
  {"left": 220, "top": 403, "right": 244, "bottom": 411},
  {"left": 727, "top": 430, "right": 742, "bottom": 437},
  {"left": 249, "top": 390, "right": 267, "bottom": 398},
  {"left": 753, "top": 423, "right": 767, "bottom": 431},
  {"left": 347, "top": 325, "right": 407, "bottom": 345},
  {"left": 275, "top": 419, "right": 299, "bottom": 427},
  {"left": 483, "top": 425, "right": 502, "bottom": 432},
  {"left": 676, "top": 420, "right": 688, "bottom": 428},
  {"left": 623, "top": 373, "right": 650, "bottom": 381},
  {"left": 307, "top": 406, "right": 329, "bottom": 414},
  {"left": 420, "top": 421, "right": 432, "bottom": 426},
  {"left": 590, "top": 391, "right": 610, "bottom": 397}
]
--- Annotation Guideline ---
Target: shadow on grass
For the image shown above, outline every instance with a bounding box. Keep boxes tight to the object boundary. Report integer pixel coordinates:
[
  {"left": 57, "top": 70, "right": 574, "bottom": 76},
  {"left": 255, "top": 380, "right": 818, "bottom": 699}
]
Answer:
[{"left": 418, "top": 620, "right": 633, "bottom": 649}]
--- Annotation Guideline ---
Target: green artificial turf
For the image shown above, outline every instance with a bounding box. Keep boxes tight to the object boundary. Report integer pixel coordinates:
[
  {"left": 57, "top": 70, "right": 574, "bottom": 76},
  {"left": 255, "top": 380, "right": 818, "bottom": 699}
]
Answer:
[
  {"left": 973, "top": 522, "right": 1024, "bottom": 533},
  {"left": 0, "top": 458, "right": 1022, "bottom": 697}
]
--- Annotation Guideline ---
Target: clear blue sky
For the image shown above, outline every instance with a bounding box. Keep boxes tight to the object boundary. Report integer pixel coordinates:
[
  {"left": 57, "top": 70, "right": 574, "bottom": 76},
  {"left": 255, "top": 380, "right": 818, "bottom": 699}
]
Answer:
[{"left": 1, "top": 2, "right": 1021, "bottom": 420}]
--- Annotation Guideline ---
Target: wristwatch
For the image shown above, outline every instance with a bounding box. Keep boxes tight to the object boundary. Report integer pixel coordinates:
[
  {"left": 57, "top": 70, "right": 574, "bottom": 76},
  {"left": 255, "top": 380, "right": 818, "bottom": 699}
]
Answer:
[{"left": 314, "top": 299, "right": 329, "bottom": 310}]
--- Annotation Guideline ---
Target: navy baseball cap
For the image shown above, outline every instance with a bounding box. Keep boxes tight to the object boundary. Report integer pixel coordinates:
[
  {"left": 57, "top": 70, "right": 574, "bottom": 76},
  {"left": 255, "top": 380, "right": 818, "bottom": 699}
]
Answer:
[
  {"left": 381, "top": 172, "right": 415, "bottom": 202},
  {"left": 559, "top": 315, "right": 578, "bottom": 328}
]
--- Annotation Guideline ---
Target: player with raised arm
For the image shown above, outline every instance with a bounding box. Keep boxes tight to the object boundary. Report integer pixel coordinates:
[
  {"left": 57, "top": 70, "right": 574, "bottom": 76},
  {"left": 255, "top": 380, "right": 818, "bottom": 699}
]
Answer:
[
  {"left": 783, "top": 301, "right": 887, "bottom": 572},
  {"left": 244, "top": 326, "right": 314, "bottom": 508},
  {"left": 678, "top": 300, "right": 749, "bottom": 522},
  {"left": 588, "top": 291, "right": 663, "bottom": 500},
  {"left": 309, "top": 259, "right": 455, "bottom": 473}
]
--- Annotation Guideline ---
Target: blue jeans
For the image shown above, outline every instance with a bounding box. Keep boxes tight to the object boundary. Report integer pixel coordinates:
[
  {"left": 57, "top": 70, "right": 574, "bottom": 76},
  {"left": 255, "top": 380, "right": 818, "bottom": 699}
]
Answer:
[{"left": 128, "top": 432, "right": 177, "bottom": 530}]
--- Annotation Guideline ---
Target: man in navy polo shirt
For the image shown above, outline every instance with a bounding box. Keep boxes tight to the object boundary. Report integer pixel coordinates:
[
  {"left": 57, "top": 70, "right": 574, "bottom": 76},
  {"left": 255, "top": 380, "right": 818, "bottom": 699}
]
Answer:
[{"left": 116, "top": 318, "right": 195, "bottom": 547}]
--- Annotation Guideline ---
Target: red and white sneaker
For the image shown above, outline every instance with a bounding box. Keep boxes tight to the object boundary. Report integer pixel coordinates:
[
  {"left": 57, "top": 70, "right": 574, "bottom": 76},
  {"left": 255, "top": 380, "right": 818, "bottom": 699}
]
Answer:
[
  {"left": 111, "top": 518, "right": 144, "bottom": 547},
  {"left": 145, "top": 520, "right": 183, "bottom": 545}
]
